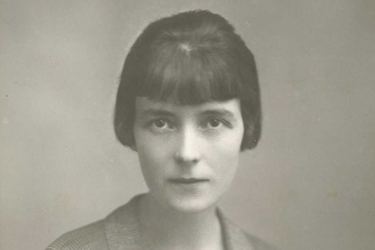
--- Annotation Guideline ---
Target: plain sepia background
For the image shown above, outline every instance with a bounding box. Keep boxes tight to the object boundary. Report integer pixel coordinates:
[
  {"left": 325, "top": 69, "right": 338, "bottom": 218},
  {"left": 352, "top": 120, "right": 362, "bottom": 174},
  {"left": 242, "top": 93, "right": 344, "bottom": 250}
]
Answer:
[{"left": 1, "top": 0, "right": 374, "bottom": 250}]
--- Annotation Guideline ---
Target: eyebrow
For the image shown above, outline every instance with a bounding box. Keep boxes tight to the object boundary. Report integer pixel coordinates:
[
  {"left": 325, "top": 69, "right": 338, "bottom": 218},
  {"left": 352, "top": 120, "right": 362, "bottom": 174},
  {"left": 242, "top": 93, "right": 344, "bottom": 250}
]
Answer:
[
  {"left": 141, "top": 108, "right": 236, "bottom": 120},
  {"left": 141, "top": 109, "right": 176, "bottom": 118},
  {"left": 199, "top": 109, "right": 236, "bottom": 120}
]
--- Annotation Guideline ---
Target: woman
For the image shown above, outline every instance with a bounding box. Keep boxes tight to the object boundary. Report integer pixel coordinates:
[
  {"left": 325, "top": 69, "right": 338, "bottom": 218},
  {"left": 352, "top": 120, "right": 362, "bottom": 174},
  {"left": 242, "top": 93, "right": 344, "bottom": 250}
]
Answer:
[{"left": 47, "top": 10, "right": 278, "bottom": 250}]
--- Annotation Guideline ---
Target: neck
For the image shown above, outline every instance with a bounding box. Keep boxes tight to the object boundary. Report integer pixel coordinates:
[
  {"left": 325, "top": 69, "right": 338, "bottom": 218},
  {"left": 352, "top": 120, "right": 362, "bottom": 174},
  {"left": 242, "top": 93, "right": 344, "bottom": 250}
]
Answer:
[{"left": 139, "top": 193, "right": 224, "bottom": 250}]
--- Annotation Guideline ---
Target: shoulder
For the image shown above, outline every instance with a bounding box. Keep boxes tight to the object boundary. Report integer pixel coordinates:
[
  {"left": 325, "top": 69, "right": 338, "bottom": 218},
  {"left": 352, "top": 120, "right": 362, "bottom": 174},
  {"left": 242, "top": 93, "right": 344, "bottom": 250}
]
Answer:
[
  {"left": 46, "top": 220, "right": 108, "bottom": 250},
  {"left": 45, "top": 195, "right": 144, "bottom": 250},
  {"left": 217, "top": 209, "right": 281, "bottom": 250},
  {"left": 245, "top": 233, "right": 281, "bottom": 250}
]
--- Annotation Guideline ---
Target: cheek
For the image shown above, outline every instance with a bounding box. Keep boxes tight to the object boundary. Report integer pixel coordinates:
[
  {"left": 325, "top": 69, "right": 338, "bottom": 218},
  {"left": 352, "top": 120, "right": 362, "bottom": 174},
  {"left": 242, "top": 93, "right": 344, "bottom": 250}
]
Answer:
[
  {"left": 135, "top": 133, "right": 172, "bottom": 185},
  {"left": 210, "top": 129, "right": 243, "bottom": 179},
  {"left": 136, "top": 148, "right": 164, "bottom": 193},
  {"left": 215, "top": 146, "right": 240, "bottom": 177}
]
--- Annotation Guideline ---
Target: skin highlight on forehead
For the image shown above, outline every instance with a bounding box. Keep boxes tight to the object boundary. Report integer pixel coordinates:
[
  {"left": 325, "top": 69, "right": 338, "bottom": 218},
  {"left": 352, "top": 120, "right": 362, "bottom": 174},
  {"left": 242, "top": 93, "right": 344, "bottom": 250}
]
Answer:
[{"left": 178, "top": 43, "right": 193, "bottom": 53}]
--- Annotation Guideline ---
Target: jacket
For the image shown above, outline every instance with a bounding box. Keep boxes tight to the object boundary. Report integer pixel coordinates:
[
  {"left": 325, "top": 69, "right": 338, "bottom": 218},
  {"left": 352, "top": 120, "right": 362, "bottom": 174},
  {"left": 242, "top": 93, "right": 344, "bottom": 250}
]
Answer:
[{"left": 46, "top": 194, "right": 279, "bottom": 250}]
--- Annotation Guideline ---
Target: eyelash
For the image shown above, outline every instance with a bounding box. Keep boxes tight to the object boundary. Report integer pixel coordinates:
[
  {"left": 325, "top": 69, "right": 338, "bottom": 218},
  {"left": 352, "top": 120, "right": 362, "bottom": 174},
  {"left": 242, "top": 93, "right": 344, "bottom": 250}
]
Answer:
[
  {"left": 147, "top": 117, "right": 232, "bottom": 131},
  {"left": 149, "top": 118, "right": 174, "bottom": 130},
  {"left": 202, "top": 118, "right": 226, "bottom": 129}
]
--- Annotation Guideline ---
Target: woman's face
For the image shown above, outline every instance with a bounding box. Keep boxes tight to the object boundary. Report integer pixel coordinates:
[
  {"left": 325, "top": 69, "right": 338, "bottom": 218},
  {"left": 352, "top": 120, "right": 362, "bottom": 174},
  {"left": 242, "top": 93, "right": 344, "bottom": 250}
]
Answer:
[{"left": 133, "top": 97, "right": 244, "bottom": 213}]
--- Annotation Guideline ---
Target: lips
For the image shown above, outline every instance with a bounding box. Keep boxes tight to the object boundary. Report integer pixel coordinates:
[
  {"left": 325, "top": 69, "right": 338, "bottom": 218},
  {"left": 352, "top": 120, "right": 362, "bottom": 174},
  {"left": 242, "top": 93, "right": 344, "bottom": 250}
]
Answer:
[{"left": 169, "top": 178, "right": 209, "bottom": 184}]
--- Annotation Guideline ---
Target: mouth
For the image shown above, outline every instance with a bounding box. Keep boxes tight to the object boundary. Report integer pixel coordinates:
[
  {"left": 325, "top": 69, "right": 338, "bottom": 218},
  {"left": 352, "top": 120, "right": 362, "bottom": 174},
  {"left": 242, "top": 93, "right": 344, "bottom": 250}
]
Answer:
[{"left": 169, "top": 178, "right": 209, "bottom": 184}]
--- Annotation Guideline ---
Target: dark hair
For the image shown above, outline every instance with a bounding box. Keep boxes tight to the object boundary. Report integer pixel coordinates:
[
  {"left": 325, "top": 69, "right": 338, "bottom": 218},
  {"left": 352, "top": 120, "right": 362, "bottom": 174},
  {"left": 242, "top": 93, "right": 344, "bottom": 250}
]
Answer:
[{"left": 114, "top": 10, "right": 261, "bottom": 150}]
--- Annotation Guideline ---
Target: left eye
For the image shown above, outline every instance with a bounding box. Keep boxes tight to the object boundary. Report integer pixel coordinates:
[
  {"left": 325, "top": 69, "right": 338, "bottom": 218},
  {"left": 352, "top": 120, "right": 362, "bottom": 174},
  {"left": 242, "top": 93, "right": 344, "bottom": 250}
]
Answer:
[{"left": 206, "top": 119, "right": 222, "bottom": 128}]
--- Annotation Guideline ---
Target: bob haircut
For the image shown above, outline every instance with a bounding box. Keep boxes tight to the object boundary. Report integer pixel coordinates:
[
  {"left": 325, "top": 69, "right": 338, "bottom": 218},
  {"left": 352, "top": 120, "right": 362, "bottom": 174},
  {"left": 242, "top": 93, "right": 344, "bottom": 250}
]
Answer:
[{"left": 114, "top": 10, "right": 261, "bottom": 151}]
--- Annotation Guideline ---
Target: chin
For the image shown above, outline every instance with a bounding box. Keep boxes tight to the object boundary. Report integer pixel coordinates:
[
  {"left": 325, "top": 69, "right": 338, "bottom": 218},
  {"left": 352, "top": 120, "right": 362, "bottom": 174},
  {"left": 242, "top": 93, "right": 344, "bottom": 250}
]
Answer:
[{"left": 165, "top": 195, "right": 218, "bottom": 214}]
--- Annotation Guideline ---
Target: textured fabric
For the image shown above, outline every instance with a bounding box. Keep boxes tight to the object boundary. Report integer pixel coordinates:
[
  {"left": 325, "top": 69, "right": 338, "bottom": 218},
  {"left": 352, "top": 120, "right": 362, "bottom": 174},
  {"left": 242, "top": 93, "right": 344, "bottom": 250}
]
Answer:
[{"left": 46, "top": 195, "right": 279, "bottom": 250}]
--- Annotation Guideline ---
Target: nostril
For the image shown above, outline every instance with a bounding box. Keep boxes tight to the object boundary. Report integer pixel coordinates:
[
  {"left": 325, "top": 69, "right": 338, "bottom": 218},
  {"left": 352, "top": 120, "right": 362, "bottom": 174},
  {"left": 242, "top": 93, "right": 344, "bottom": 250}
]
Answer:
[{"left": 174, "top": 150, "right": 199, "bottom": 165}]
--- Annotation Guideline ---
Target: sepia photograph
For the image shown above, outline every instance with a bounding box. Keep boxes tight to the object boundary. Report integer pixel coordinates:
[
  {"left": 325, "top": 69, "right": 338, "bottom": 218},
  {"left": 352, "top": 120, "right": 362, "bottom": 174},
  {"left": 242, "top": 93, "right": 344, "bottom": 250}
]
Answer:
[{"left": 1, "top": 1, "right": 374, "bottom": 250}]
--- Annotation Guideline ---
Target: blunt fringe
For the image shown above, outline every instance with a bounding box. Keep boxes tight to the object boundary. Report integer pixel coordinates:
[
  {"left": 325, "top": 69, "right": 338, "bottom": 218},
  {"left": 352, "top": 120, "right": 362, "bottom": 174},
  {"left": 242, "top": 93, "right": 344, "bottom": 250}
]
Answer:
[{"left": 114, "top": 10, "right": 262, "bottom": 150}]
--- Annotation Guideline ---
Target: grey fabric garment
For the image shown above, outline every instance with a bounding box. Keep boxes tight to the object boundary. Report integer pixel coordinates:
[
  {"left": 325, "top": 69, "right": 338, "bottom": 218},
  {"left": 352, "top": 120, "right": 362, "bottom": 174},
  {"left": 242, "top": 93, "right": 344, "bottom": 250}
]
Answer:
[{"left": 46, "top": 194, "right": 279, "bottom": 250}]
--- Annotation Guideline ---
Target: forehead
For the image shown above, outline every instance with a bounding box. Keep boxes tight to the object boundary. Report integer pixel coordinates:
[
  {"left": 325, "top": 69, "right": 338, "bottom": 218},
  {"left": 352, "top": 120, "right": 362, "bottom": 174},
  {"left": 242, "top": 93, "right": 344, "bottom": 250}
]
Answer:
[{"left": 135, "top": 97, "right": 241, "bottom": 116}]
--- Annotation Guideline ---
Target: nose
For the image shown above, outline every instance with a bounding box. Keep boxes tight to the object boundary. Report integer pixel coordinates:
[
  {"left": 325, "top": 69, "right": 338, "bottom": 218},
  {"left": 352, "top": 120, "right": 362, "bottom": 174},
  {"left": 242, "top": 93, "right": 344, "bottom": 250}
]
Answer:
[{"left": 174, "top": 126, "right": 201, "bottom": 165}]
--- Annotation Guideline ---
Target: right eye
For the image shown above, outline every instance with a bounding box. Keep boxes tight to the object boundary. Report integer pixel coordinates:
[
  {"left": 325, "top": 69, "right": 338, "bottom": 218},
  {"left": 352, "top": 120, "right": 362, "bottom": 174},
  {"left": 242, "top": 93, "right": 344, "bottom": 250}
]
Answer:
[
  {"left": 154, "top": 119, "right": 167, "bottom": 128},
  {"left": 151, "top": 119, "right": 173, "bottom": 130}
]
